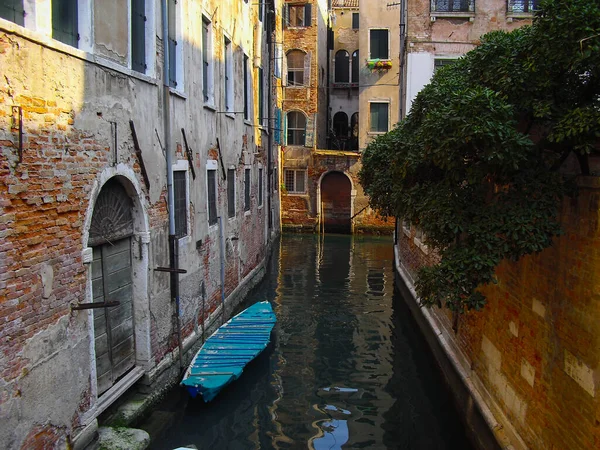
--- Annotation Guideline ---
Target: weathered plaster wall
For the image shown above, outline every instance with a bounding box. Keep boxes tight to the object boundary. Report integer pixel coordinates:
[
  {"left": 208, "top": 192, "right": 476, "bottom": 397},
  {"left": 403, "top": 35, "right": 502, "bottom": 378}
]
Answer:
[
  {"left": 0, "top": 0, "right": 280, "bottom": 447},
  {"left": 358, "top": 1, "right": 400, "bottom": 151},
  {"left": 395, "top": 178, "right": 600, "bottom": 449}
]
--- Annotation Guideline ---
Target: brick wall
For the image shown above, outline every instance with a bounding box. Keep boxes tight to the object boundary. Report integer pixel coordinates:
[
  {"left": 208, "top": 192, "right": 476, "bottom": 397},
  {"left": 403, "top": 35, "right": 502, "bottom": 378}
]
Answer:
[{"left": 397, "top": 177, "right": 600, "bottom": 449}]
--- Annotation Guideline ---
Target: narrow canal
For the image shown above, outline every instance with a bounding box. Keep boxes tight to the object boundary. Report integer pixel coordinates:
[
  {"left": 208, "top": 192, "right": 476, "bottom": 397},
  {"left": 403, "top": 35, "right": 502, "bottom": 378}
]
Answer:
[{"left": 144, "top": 233, "right": 473, "bottom": 449}]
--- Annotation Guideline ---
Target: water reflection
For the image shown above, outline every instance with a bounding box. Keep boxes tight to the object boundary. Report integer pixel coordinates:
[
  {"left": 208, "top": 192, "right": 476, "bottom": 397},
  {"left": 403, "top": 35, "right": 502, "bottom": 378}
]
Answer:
[{"left": 146, "top": 234, "right": 472, "bottom": 450}]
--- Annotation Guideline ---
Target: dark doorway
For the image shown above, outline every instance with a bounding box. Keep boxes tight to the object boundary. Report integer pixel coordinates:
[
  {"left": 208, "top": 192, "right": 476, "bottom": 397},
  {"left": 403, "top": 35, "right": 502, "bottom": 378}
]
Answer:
[{"left": 321, "top": 171, "right": 352, "bottom": 234}]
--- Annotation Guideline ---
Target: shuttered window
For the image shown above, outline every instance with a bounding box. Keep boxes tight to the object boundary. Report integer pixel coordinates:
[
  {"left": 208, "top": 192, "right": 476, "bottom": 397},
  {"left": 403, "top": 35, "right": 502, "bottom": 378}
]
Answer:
[
  {"left": 0, "top": 0, "right": 25, "bottom": 26},
  {"left": 370, "top": 102, "right": 389, "bottom": 133},
  {"left": 244, "top": 168, "right": 251, "bottom": 211},
  {"left": 352, "top": 50, "right": 359, "bottom": 83},
  {"left": 173, "top": 171, "right": 187, "bottom": 237},
  {"left": 207, "top": 169, "right": 217, "bottom": 225},
  {"left": 168, "top": 0, "right": 177, "bottom": 87},
  {"left": 243, "top": 54, "right": 249, "bottom": 120},
  {"left": 227, "top": 169, "right": 235, "bottom": 218},
  {"left": 131, "top": 0, "right": 146, "bottom": 73},
  {"left": 258, "top": 168, "right": 263, "bottom": 206},
  {"left": 369, "top": 29, "right": 389, "bottom": 60},
  {"left": 224, "top": 37, "right": 233, "bottom": 111},
  {"left": 52, "top": 0, "right": 79, "bottom": 47},
  {"left": 284, "top": 4, "right": 311, "bottom": 27},
  {"left": 352, "top": 12, "right": 359, "bottom": 29}
]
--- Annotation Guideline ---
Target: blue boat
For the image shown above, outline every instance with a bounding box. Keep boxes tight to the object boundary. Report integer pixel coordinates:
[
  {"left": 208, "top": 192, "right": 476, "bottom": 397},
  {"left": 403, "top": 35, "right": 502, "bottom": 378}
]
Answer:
[{"left": 181, "top": 301, "right": 276, "bottom": 402}]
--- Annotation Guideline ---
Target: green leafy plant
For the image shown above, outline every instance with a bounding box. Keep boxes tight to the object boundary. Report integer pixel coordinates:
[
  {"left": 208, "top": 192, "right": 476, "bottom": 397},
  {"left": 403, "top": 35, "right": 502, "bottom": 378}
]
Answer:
[{"left": 359, "top": 0, "right": 600, "bottom": 312}]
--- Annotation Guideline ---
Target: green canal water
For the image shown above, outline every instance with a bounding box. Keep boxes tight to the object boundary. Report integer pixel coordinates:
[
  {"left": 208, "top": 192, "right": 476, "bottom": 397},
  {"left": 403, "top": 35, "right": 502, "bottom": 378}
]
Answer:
[{"left": 144, "top": 233, "right": 473, "bottom": 449}]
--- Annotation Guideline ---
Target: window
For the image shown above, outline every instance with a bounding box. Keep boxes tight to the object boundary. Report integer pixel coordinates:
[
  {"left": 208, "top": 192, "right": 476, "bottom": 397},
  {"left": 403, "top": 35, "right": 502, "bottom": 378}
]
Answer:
[
  {"left": 227, "top": 168, "right": 235, "bottom": 218},
  {"left": 287, "top": 50, "right": 306, "bottom": 86},
  {"left": 352, "top": 50, "right": 359, "bottom": 83},
  {"left": 243, "top": 54, "right": 250, "bottom": 120},
  {"left": 507, "top": 0, "right": 538, "bottom": 13},
  {"left": 173, "top": 170, "right": 187, "bottom": 237},
  {"left": 286, "top": 111, "right": 306, "bottom": 146},
  {"left": 370, "top": 102, "right": 389, "bottom": 133},
  {"left": 284, "top": 4, "right": 312, "bottom": 27},
  {"left": 207, "top": 167, "right": 218, "bottom": 225},
  {"left": 258, "top": 168, "right": 263, "bottom": 207},
  {"left": 369, "top": 29, "right": 389, "bottom": 60},
  {"left": 224, "top": 37, "right": 233, "bottom": 112},
  {"left": 168, "top": 0, "right": 178, "bottom": 87},
  {"left": 52, "top": 0, "right": 79, "bottom": 47},
  {"left": 131, "top": 0, "right": 146, "bottom": 73},
  {"left": 352, "top": 12, "right": 359, "bottom": 29},
  {"left": 1, "top": 0, "right": 25, "bottom": 26},
  {"left": 434, "top": 58, "right": 458, "bottom": 73},
  {"left": 284, "top": 169, "right": 306, "bottom": 194},
  {"left": 431, "top": 0, "right": 473, "bottom": 13},
  {"left": 202, "top": 16, "right": 213, "bottom": 103},
  {"left": 335, "top": 50, "right": 350, "bottom": 83},
  {"left": 244, "top": 168, "right": 251, "bottom": 211},
  {"left": 258, "top": 67, "right": 264, "bottom": 126},
  {"left": 350, "top": 112, "right": 359, "bottom": 151}
]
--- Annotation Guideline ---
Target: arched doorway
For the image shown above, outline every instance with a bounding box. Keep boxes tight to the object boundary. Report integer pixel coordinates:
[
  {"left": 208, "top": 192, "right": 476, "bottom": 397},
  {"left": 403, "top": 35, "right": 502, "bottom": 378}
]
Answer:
[
  {"left": 321, "top": 171, "right": 352, "bottom": 234},
  {"left": 88, "top": 178, "right": 136, "bottom": 395}
]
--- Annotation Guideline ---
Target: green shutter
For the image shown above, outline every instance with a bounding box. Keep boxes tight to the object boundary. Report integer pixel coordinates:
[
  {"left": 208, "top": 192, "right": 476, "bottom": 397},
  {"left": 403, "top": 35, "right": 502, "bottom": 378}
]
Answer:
[
  {"left": 131, "top": 0, "right": 146, "bottom": 73},
  {"left": 168, "top": 0, "right": 177, "bottom": 87},
  {"left": 0, "top": 0, "right": 25, "bottom": 26},
  {"left": 52, "top": 0, "right": 79, "bottom": 48}
]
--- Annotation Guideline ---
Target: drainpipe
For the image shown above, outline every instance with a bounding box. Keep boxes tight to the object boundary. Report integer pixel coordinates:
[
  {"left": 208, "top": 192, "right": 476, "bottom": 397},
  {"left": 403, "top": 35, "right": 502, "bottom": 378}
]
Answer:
[
  {"left": 266, "top": 0, "right": 273, "bottom": 233},
  {"left": 162, "top": 0, "right": 183, "bottom": 370},
  {"left": 398, "top": 0, "right": 407, "bottom": 120}
]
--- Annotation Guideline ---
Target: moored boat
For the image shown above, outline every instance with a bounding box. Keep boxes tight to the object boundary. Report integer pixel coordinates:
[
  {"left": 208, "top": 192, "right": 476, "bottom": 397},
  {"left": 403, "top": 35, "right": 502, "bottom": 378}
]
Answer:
[{"left": 180, "top": 301, "right": 276, "bottom": 402}]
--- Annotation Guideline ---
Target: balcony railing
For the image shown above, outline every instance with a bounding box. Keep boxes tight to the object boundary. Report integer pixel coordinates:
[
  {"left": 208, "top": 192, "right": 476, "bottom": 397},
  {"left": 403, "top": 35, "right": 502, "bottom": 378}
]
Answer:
[{"left": 431, "top": 0, "right": 475, "bottom": 13}]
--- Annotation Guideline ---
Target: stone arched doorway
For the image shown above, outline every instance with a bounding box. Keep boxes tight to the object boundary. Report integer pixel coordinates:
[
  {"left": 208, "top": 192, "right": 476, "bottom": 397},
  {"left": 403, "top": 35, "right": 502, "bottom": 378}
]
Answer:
[
  {"left": 88, "top": 178, "right": 137, "bottom": 395},
  {"left": 321, "top": 171, "right": 352, "bottom": 234}
]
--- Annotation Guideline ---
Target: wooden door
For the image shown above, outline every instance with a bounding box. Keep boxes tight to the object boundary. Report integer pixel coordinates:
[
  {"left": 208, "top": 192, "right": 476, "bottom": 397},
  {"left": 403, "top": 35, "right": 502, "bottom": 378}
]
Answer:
[{"left": 92, "top": 238, "right": 135, "bottom": 395}]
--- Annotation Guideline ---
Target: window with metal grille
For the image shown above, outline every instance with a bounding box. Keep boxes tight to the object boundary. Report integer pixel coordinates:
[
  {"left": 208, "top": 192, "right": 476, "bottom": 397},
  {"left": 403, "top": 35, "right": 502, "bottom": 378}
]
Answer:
[
  {"left": 173, "top": 171, "right": 187, "bottom": 237},
  {"left": 52, "top": 0, "right": 79, "bottom": 47},
  {"left": 244, "top": 168, "right": 251, "bottom": 211},
  {"left": 369, "top": 29, "right": 389, "bottom": 60},
  {"left": 207, "top": 169, "right": 217, "bottom": 225},
  {"left": 370, "top": 102, "right": 389, "bottom": 133},
  {"left": 335, "top": 50, "right": 350, "bottom": 83},
  {"left": 227, "top": 169, "right": 235, "bottom": 218},
  {"left": 352, "top": 12, "right": 359, "bottom": 29},
  {"left": 225, "top": 37, "right": 233, "bottom": 111},
  {"left": 284, "top": 169, "right": 306, "bottom": 194},
  {"left": 284, "top": 4, "right": 312, "bottom": 27},
  {"left": 258, "top": 168, "right": 263, "bottom": 206},
  {"left": 243, "top": 54, "right": 249, "bottom": 120},
  {"left": 0, "top": 0, "right": 25, "bottom": 26},
  {"left": 507, "top": 0, "right": 538, "bottom": 13},
  {"left": 168, "top": 0, "right": 177, "bottom": 87},
  {"left": 287, "top": 50, "right": 306, "bottom": 86},
  {"left": 286, "top": 111, "right": 306, "bottom": 146},
  {"left": 431, "top": 0, "right": 473, "bottom": 13},
  {"left": 434, "top": 58, "right": 458, "bottom": 73}
]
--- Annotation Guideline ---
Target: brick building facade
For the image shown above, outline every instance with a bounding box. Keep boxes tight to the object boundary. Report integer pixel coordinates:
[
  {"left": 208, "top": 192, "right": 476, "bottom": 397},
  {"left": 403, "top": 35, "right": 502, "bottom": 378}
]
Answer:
[
  {"left": 0, "top": 1, "right": 281, "bottom": 448},
  {"left": 396, "top": 1, "right": 600, "bottom": 449}
]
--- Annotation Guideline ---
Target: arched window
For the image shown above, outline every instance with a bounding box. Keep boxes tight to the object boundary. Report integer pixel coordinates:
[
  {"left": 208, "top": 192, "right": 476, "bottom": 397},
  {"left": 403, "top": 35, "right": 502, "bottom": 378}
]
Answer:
[
  {"left": 350, "top": 112, "right": 359, "bottom": 150},
  {"left": 335, "top": 50, "right": 350, "bottom": 83},
  {"left": 287, "top": 111, "right": 307, "bottom": 145},
  {"left": 352, "top": 50, "right": 359, "bottom": 83},
  {"left": 287, "top": 50, "right": 306, "bottom": 86},
  {"left": 333, "top": 111, "right": 348, "bottom": 150}
]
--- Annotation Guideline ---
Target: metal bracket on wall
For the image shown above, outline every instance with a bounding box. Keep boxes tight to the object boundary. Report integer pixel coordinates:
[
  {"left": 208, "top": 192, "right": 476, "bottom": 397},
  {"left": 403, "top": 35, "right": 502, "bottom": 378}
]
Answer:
[
  {"left": 181, "top": 128, "right": 196, "bottom": 180},
  {"left": 11, "top": 106, "right": 23, "bottom": 163},
  {"left": 71, "top": 301, "right": 120, "bottom": 311},
  {"left": 154, "top": 266, "right": 187, "bottom": 274},
  {"left": 129, "top": 120, "right": 151, "bottom": 190}
]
